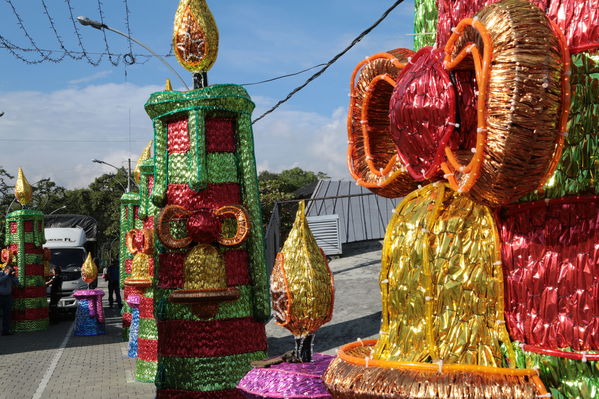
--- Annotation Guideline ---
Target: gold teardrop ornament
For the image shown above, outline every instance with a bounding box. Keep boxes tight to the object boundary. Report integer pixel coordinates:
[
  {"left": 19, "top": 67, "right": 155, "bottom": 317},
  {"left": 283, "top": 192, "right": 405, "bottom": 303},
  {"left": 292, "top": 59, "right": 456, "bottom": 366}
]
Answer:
[
  {"left": 173, "top": 0, "right": 219, "bottom": 73},
  {"left": 270, "top": 201, "right": 334, "bottom": 337},
  {"left": 81, "top": 252, "right": 98, "bottom": 284},
  {"left": 15, "top": 168, "right": 32, "bottom": 206},
  {"left": 133, "top": 140, "right": 152, "bottom": 184}
]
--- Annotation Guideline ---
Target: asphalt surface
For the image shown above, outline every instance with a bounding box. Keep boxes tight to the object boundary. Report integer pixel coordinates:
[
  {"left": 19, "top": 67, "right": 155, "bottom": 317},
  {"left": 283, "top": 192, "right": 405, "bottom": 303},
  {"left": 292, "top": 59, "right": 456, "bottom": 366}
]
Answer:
[{"left": 0, "top": 240, "right": 383, "bottom": 399}]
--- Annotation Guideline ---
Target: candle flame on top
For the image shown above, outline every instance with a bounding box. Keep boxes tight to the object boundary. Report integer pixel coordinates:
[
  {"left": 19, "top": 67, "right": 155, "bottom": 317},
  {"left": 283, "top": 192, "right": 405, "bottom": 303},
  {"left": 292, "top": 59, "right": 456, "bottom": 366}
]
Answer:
[
  {"left": 173, "top": 0, "right": 219, "bottom": 73},
  {"left": 133, "top": 140, "right": 153, "bottom": 184},
  {"left": 15, "top": 168, "right": 32, "bottom": 206}
]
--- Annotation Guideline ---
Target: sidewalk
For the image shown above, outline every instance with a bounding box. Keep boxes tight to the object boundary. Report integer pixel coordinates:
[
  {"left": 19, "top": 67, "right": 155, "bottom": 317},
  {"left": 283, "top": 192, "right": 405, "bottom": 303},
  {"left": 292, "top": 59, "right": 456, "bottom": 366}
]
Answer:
[{"left": 0, "top": 241, "right": 383, "bottom": 399}]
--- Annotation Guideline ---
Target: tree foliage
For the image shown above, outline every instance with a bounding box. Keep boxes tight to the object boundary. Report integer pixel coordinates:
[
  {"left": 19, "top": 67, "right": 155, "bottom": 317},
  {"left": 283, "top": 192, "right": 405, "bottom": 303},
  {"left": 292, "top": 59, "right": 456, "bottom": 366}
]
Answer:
[{"left": 0, "top": 165, "right": 327, "bottom": 266}]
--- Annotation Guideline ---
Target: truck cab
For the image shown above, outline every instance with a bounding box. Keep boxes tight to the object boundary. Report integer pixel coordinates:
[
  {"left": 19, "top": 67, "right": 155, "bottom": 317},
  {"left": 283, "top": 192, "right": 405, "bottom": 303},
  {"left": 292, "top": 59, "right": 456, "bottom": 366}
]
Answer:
[{"left": 43, "top": 215, "right": 98, "bottom": 312}]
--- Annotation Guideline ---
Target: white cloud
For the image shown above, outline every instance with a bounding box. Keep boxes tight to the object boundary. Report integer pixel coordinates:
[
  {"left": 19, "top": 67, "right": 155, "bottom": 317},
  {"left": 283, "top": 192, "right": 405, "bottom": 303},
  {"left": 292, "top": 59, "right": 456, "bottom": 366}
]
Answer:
[
  {"left": 68, "top": 70, "right": 113, "bottom": 85},
  {"left": 0, "top": 83, "right": 160, "bottom": 189},
  {"left": 0, "top": 83, "right": 353, "bottom": 191}
]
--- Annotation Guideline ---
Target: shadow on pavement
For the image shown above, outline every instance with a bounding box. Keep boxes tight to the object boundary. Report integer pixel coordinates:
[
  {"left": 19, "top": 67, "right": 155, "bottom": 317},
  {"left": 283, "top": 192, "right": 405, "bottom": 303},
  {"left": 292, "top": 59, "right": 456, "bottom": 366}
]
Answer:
[
  {"left": 267, "top": 311, "right": 381, "bottom": 356},
  {"left": 0, "top": 306, "right": 125, "bottom": 355}
]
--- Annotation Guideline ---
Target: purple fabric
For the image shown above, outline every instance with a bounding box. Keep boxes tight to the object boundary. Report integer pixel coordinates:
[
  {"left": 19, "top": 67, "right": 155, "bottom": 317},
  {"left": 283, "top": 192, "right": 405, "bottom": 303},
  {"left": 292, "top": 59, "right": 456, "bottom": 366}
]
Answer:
[
  {"left": 127, "top": 294, "right": 141, "bottom": 307},
  {"left": 237, "top": 353, "right": 333, "bottom": 398},
  {"left": 73, "top": 289, "right": 105, "bottom": 323}
]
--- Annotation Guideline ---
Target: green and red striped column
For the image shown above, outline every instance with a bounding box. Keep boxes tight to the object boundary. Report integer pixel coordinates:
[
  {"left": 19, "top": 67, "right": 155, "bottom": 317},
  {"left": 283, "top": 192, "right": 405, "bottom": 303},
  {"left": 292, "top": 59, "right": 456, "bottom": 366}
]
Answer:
[
  {"left": 5, "top": 210, "right": 48, "bottom": 332},
  {"left": 119, "top": 192, "right": 141, "bottom": 340},
  {"left": 145, "top": 84, "right": 270, "bottom": 398}
]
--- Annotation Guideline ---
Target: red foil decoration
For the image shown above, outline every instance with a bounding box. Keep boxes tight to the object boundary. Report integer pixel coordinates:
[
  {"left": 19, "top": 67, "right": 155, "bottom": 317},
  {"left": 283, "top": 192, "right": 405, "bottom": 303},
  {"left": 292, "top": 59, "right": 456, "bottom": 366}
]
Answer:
[
  {"left": 206, "top": 118, "right": 236, "bottom": 153},
  {"left": 166, "top": 183, "right": 241, "bottom": 211},
  {"left": 390, "top": 46, "right": 457, "bottom": 181},
  {"left": 158, "top": 252, "right": 185, "bottom": 289},
  {"left": 137, "top": 338, "right": 158, "bottom": 362},
  {"left": 436, "top": 0, "right": 598, "bottom": 53},
  {"left": 498, "top": 195, "right": 599, "bottom": 351},
  {"left": 187, "top": 210, "right": 221, "bottom": 243},
  {"left": 168, "top": 119, "right": 191, "bottom": 154},
  {"left": 158, "top": 318, "right": 267, "bottom": 358},
  {"left": 224, "top": 249, "right": 250, "bottom": 286}
]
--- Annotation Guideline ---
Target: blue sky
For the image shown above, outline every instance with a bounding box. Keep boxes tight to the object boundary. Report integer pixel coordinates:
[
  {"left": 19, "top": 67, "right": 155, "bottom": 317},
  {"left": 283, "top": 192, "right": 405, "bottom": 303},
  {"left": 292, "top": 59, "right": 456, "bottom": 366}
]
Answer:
[{"left": 0, "top": 1, "right": 415, "bottom": 188}]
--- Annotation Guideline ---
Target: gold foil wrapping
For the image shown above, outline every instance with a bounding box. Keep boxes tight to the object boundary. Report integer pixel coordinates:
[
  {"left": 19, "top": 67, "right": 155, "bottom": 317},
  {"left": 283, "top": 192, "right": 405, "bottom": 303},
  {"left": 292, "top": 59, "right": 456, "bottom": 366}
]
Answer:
[
  {"left": 81, "top": 252, "right": 98, "bottom": 284},
  {"left": 270, "top": 201, "right": 334, "bottom": 337},
  {"left": 375, "top": 183, "right": 514, "bottom": 367},
  {"left": 173, "top": 0, "right": 219, "bottom": 73},
  {"left": 133, "top": 141, "right": 152, "bottom": 184},
  {"left": 15, "top": 167, "right": 32, "bottom": 206}
]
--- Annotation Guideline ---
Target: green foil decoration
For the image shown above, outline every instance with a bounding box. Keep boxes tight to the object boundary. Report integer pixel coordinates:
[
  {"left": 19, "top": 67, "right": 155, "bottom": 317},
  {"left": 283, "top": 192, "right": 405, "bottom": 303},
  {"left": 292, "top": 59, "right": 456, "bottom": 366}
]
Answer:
[
  {"left": 414, "top": 0, "right": 437, "bottom": 50},
  {"left": 513, "top": 344, "right": 599, "bottom": 399}
]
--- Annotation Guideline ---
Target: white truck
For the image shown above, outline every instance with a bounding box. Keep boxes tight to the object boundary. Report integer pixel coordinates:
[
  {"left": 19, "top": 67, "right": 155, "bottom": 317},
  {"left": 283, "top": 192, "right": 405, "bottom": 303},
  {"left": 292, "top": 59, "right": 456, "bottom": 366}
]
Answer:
[{"left": 44, "top": 215, "right": 98, "bottom": 312}]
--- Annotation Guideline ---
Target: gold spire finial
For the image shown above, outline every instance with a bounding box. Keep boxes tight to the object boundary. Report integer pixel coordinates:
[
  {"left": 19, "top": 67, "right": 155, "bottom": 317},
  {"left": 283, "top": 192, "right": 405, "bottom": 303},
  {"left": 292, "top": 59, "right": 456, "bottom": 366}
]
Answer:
[
  {"left": 173, "top": 0, "right": 219, "bottom": 73},
  {"left": 81, "top": 253, "right": 98, "bottom": 284},
  {"left": 165, "top": 78, "right": 173, "bottom": 91},
  {"left": 15, "top": 168, "right": 33, "bottom": 206},
  {"left": 133, "top": 140, "right": 153, "bottom": 183}
]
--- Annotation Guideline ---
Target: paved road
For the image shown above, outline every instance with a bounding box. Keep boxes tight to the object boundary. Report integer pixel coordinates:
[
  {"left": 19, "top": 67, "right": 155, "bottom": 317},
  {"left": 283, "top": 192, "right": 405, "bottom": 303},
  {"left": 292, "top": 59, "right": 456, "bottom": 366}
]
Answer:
[{"left": 0, "top": 241, "right": 383, "bottom": 398}]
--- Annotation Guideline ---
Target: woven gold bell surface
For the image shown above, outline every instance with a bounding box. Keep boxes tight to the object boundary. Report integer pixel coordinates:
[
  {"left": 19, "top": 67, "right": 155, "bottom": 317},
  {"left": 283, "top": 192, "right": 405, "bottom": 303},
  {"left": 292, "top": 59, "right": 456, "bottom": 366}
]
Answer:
[
  {"left": 270, "top": 201, "right": 334, "bottom": 337},
  {"left": 183, "top": 244, "right": 226, "bottom": 290},
  {"left": 81, "top": 252, "right": 98, "bottom": 284},
  {"left": 15, "top": 168, "right": 32, "bottom": 206},
  {"left": 173, "top": 0, "right": 219, "bottom": 73},
  {"left": 133, "top": 141, "right": 152, "bottom": 184},
  {"left": 129, "top": 253, "right": 152, "bottom": 281},
  {"left": 374, "top": 183, "right": 514, "bottom": 367}
]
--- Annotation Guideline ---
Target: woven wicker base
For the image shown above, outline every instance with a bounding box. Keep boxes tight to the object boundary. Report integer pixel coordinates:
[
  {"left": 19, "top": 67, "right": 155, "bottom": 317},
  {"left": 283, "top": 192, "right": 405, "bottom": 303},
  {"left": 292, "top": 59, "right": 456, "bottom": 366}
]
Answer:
[
  {"left": 169, "top": 288, "right": 240, "bottom": 318},
  {"left": 323, "top": 341, "right": 547, "bottom": 399}
]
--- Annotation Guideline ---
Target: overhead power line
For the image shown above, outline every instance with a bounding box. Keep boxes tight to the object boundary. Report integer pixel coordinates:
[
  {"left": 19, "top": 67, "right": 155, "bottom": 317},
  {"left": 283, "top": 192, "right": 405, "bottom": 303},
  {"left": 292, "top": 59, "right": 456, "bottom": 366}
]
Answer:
[{"left": 251, "top": 0, "right": 406, "bottom": 124}]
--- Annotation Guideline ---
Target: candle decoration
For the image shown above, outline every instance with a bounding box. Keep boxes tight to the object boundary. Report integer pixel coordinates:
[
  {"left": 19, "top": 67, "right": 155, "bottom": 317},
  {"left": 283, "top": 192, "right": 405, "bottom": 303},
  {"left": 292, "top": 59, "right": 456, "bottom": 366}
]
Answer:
[
  {"left": 270, "top": 201, "right": 334, "bottom": 362},
  {"left": 4, "top": 168, "right": 48, "bottom": 332}
]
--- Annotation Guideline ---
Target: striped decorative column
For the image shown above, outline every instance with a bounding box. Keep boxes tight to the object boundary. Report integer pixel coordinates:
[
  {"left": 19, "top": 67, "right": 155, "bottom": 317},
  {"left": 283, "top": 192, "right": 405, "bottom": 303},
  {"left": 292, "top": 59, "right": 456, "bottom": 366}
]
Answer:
[
  {"left": 5, "top": 210, "right": 48, "bottom": 332},
  {"left": 145, "top": 85, "right": 270, "bottom": 398},
  {"left": 119, "top": 192, "right": 141, "bottom": 340},
  {"left": 135, "top": 157, "right": 159, "bottom": 382}
]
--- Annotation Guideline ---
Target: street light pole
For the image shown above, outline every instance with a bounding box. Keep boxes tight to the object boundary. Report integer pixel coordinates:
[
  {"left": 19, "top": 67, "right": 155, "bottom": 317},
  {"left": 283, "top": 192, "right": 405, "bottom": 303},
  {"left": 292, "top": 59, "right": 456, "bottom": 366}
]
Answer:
[
  {"left": 48, "top": 205, "right": 67, "bottom": 215},
  {"left": 91, "top": 159, "right": 130, "bottom": 192},
  {"left": 76, "top": 16, "right": 190, "bottom": 91}
]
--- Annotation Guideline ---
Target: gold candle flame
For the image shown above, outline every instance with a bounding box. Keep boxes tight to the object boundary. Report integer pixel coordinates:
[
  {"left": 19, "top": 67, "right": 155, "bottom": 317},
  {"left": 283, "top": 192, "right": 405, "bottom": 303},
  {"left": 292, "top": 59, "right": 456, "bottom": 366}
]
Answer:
[
  {"left": 15, "top": 168, "right": 32, "bottom": 206},
  {"left": 173, "top": 0, "right": 219, "bottom": 73},
  {"left": 133, "top": 140, "right": 153, "bottom": 184},
  {"left": 81, "top": 252, "right": 98, "bottom": 284}
]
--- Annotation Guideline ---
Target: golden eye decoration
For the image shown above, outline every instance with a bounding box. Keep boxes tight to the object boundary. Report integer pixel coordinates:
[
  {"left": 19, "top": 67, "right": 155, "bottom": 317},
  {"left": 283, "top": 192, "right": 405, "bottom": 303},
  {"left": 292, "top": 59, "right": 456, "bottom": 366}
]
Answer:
[
  {"left": 15, "top": 168, "right": 33, "bottom": 206},
  {"left": 81, "top": 253, "right": 98, "bottom": 284},
  {"left": 133, "top": 140, "right": 153, "bottom": 184},
  {"left": 173, "top": 0, "right": 219, "bottom": 73}
]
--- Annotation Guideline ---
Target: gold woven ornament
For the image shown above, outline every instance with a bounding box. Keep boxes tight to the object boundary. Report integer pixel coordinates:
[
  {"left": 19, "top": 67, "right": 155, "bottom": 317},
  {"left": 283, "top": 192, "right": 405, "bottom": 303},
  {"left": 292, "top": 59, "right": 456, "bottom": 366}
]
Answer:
[
  {"left": 15, "top": 167, "right": 32, "bottom": 206},
  {"left": 270, "top": 201, "right": 334, "bottom": 338},
  {"left": 183, "top": 244, "right": 226, "bottom": 290},
  {"left": 173, "top": 0, "right": 219, "bottom": 73},
  {"left": 375, "top": 183, "right": 514, "bottom": 367},
  {"left": 133, "top": 141, "right": 152, "bottom": 184},
  {"left": 81, "top": 252, "right": 98, "bottom": 284},
  {"left": 125, "top": 253, "right": 152, "bottom": 288}
]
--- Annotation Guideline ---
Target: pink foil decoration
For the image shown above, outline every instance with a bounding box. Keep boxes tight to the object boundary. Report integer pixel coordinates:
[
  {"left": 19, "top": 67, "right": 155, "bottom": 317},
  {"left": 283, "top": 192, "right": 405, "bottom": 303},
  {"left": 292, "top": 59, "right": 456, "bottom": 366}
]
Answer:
[
  {"left": 73, "top": 289, "right": 106, "bottom": 324},
  {"left": 498, "top": 196, "right": 599, "bottom": 351}
]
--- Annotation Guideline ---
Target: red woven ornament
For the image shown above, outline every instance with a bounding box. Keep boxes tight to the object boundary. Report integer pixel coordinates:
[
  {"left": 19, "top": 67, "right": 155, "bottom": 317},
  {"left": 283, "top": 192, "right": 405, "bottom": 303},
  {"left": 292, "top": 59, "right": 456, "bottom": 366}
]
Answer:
[
  {"left": 187, "top": 210, "right": 221, "bottom": 244},
  {"left": 13, "top": 307, "right": 49, "bottom": 321},
  {"left": 137, "top": 338, "right": 158, "bottom": 362},
  {"left": 140, "top": 296, "right": 155, "bottom": 318},
  {"left": 390, "top": 46, "right": 458, "bottom": 181},
  {"left": 499, "top": 195, "right": 599, "bottom": 351},
  {"left": 9, "top": 222, "right": 17, "bottom": 234}
]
